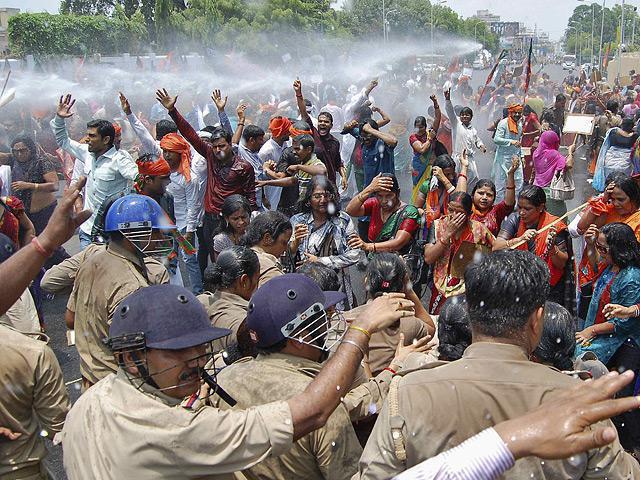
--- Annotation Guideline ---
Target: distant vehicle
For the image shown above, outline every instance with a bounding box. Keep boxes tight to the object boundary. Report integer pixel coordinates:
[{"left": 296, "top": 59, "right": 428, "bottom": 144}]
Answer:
[{"left": 562, "top": 54, "right": 576, "bottom": 70}]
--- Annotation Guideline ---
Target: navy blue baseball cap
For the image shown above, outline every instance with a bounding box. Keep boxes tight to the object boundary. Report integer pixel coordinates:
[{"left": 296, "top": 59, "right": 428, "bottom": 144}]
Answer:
[
  {"left": 109, "top": 284, "right": 231, "bottom": 350},
  {"left": 246, "top": 273, "right": 345, "bottom": 348}
]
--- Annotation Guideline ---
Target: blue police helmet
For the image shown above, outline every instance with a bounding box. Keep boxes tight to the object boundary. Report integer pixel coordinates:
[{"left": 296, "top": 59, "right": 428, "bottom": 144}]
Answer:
[{"left": 104, "top": 194, "right": 175, "bottom": 232}]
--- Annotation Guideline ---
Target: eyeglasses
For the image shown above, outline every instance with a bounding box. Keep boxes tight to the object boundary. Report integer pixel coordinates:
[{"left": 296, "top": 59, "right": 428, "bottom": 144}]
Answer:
[
  {"left": 311, "top": 192, "right": 334, "bottom": 200},
  {"left": 595, "top": 242, "right": 609, "bottom": 254}
]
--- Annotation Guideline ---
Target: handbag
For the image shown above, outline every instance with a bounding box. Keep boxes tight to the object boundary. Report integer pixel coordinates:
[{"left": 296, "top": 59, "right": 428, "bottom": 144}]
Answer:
[{"left": 549, "top": 167, "right": 575, "bottom": 201}]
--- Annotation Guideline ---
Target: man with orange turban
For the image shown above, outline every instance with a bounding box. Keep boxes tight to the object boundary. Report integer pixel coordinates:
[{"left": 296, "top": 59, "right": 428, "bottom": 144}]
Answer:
[
  {"left": 258, "top": 115, "right": 294, "bottom": 210},
  {"left": 491, "top": 102, "right": 523, "bottom": 201},
  {"left": 134, "top": 153, "right": 182, "bottom": 286}
]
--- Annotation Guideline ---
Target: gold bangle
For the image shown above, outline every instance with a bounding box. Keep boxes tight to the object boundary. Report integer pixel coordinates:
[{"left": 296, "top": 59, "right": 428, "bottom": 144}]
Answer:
[
  {"left": 349, "top": 325, "right": 372, "bottom": 340},
  {"left": 34, "top": 183, "right": 38, "bottom": 191}
]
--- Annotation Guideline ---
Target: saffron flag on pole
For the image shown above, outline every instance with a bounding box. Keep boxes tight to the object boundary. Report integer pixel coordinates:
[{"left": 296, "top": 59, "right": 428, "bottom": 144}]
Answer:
[
  {"left": 523, "top": 38, "right": 534, "bottom": 100},
  {"left": 477, "top": 49, "right": 508, "bottom": 106}
]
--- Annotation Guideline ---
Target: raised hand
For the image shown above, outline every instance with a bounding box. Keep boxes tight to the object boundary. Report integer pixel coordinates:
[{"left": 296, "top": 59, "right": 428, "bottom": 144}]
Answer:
[
  {"left": 119, "top": 91, "right": 132, "bottom": 116},
  {"left": 443, "top": 89, "right": 451, "bottom": 101},
  {"left": 211, "top": 89, "right": 227, "bottom": 112},
  {"left": 293, "top": 79, "right": 302, "bottom": 96},
  {"left": 495, "top": 370, "right": 640, "bottom": 460},
  {"left": 368, "top": 173, "right": 394, "bottom": 193},
  {"left": 584, "top": 224, "right": 599, "bottom": 246},
  {"left": 57, "top": 94, "right": 75, "bottom": 118},
  {"left": 155, "top": 88, "right": 177, "bottom": 111},
  {"left": 430, "top": 93, "right": 439, "bottom": 107},
  {"left": 39, "top": 177, "right": 92, "bottom": 252},
  {"left": 237, "top": 103, "right": 248, "bottom": 121}
]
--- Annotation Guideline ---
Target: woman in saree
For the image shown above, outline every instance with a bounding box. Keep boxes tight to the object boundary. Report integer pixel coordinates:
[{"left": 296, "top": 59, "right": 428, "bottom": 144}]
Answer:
[
  {"left": 577, "top": 174, "right": 640, "bottom": 241},
  {"left": 533, "top": 130, "right": 572, "bottom": 217},
  {"left": 424, "top": 192, "right": 495, "bottom": 315},
  {"left": 409, "top": 95, "right": 446, "bottom": 200},
  {"left": 423, "top": 191, "right": 494, "bottom": 314},
  {"left": 593, "top": 117, "right": 639, "bottom": 192},
  {"left": 493, "top": 185, "right": 576, "bottom": 313},
  {"left": 469, "top": 156, "right": 518, "bottom": 236},
  {"left": 289, "top": 177, "right": 362, "bottom": 309},
  {"left": 575, "top": 222, "right": 640, "bottom": 450},
  {"left": 346, "top": 173, "right": 422, "bottom": 284}
]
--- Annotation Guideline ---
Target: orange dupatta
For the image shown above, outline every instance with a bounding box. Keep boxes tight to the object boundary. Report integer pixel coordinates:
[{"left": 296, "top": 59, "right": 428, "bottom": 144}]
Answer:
[{"left": 515, "top": 211, "right": 566, "bottom": 286}]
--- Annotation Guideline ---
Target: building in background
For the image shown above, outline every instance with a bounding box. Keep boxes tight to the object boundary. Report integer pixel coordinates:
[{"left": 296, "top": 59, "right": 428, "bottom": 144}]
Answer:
[{"left": 0, "top": 8, "right": 20, "bottom": 54}]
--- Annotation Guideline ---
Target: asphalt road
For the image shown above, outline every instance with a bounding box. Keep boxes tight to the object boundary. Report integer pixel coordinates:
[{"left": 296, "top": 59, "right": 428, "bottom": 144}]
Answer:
[{"left": 40, "top": 62, "right": 589, "bottom": 479}]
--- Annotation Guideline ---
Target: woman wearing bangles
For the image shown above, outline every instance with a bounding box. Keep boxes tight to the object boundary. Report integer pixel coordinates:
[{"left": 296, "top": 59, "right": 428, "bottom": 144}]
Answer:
[
  {"left": 469, "top": 156, "right": 518, "bottom": 236},
  {"left": 346, "top": 173, "right": 420, "bottom": 256},
  {"left": 493, "top": 185, "right": 575, "bottom": 313},
  {"left": 423, "top": 191, "right": 494, "bottom": 314},
  {"left": 575, "top": 222, "right": 640, "bottom": 451}
]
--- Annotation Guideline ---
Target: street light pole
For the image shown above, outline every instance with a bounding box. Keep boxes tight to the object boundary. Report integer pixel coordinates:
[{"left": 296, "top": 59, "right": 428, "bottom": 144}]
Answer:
[
  {"left": 430, "top": 1, "right": 446, "bottom": 60},
  {"left": 599, "top": 0, "right": 606, "bottom": 71},
  {"left": 591, "top": 3, "right": 595, "bottom": 65},
  {"left": 382, "top": 0, "right": 387, "bottom": 43}
]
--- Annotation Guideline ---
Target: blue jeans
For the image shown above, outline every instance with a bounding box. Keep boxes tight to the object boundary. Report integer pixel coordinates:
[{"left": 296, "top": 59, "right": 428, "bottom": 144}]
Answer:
[
  {"left": 78, "top": 230, "right": 92, "bottom": 250},
  {"left": 180, "top": 228, "right": 204, "bottom": 294}
]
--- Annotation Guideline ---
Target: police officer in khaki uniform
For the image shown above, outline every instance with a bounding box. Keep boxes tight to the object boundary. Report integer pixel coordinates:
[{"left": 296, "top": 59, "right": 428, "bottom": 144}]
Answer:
[
  {"left": 61, "top": 278, "right": 414, "bottom": 479},
  {"left": 214, "top": 273, "right": 363, "bottom": 480},
  {"left": 0, "top": 228, "right": 69, "bottom": 480},
  {"left": 70, "top": 194, "right": 171, "bottom": 388},
  {"left": 358, "top": 250, "right": 640, "bottom": 479},
  {"left": 197, "top": 246, "right": 260, "bottom": 351}
]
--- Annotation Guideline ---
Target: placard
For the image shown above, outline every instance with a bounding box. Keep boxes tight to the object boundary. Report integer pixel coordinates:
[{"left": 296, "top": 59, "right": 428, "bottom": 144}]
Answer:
[{"left": 563, "top": 113, "right": 596, "bottom": 135}]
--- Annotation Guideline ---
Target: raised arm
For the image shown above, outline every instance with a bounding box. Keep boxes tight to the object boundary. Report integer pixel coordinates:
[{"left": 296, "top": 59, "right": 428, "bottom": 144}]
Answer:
[
  {"left": 212, "top": 89, "right": 233, "bottom": 134},
  {"left": 293, "top": 79, "right": 312, "bottom": 125},
  {"left": 120, "top": 91, "right": 161, "bottom": 156},
  {"left": 232, "top": 104, "right": 247, "bottom": 146},
  {"left": 504, "top": 156, "right": 519, "bottom": 207},
  {"left": 345, "top": 174, "right": 393, "bottom": 217},
  {"left": 0, "top": 178, "right": 91, "bottom": 316},
  {"left": 50, "top": 94, "right": 89, "bottom": 161},
  {"left": 156, "top": 88, "right": 212, "bottom": 161},
  {"left": 372, "top": 105, "right": 391, "bottom": 128},
  {"left": 363, "top": 122, "right": 397, "bottom": 148}
]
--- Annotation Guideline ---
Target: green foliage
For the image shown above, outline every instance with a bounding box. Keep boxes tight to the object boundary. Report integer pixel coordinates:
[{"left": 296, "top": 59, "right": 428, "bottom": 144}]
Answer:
[
  {"left": 8, "top": 12, "right": 148, "bottom": 57},
  {"left": 11, "top": 0, "right": 496, "bottom": 57},
  {"left": 344, "top": 0, "right": 498, "bottom": 50},
  {"left": 565, "top": 3, "right": 640, "bottom": 58}
]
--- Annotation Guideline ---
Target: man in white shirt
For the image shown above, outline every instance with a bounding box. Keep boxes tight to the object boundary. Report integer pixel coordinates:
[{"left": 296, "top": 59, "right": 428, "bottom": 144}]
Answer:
[
  {"left": 444, "top": 88, "right": 486, "bottom": 190},
  {"left": 258, "top": 116, "right": 291, "bottom": 210},
  {"left": 51, "top": 94, "right": 137, "bottom": 250},
  {"left": 119, "top": 92, "right": 204, "bottom": 293}
]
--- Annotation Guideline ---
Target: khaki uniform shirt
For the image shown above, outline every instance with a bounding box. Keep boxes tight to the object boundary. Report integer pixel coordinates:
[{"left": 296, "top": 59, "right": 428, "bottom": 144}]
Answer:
[
  {"left": 215, "top": 353, "right": 362, "bottom": 480},
  {"left": 197, "top": 290, "right": 248, "bottom": 351},
  {"left": 345, "top": 303, "right": 429, "bottom": 375},
  {"left": 0, "top": 289, "right": 39, "bottom": 334},
  {"left": 358, "top": 342, "right": 640, "bottom": 479},
  {"left": 70, "top": 242, "right": 169, "bottom": 384},
  {"left": 41, "top": 243, "right": 168, "bottom": 296},
  {"left": 251, "top": 246, "right": 283, "bottom": 287},
  {"left": 0, "top": 325, "right": 68, "bottom": 479},
  {"left": 61, "top": 371, "right": 293, "bottom": 480}
]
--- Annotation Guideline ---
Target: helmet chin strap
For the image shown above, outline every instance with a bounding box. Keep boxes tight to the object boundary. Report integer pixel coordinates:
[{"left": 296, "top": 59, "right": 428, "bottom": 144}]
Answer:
[{"left": 130, "top": 351, "right": 160, "bottom": 389}]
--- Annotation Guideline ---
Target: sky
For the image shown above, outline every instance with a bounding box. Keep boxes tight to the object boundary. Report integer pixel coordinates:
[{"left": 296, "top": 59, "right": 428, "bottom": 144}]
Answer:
[{"left": 0, "top": 0, "right": 590, "bottom": 41}]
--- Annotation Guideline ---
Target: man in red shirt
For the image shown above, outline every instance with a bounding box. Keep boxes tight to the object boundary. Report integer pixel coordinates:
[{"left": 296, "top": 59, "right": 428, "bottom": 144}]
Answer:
[{"left": 155, "top": 88, "right": 256, "bottom": 262}]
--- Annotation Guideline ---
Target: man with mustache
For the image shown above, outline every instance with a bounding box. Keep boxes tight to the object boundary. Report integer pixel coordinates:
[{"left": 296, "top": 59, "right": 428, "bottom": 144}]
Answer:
[
  {"left": 156, "top": 88, "right": 257, "bottom": 263},
  {"left": 293, "top": 79, "right": 346, "bottom": 191}
]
